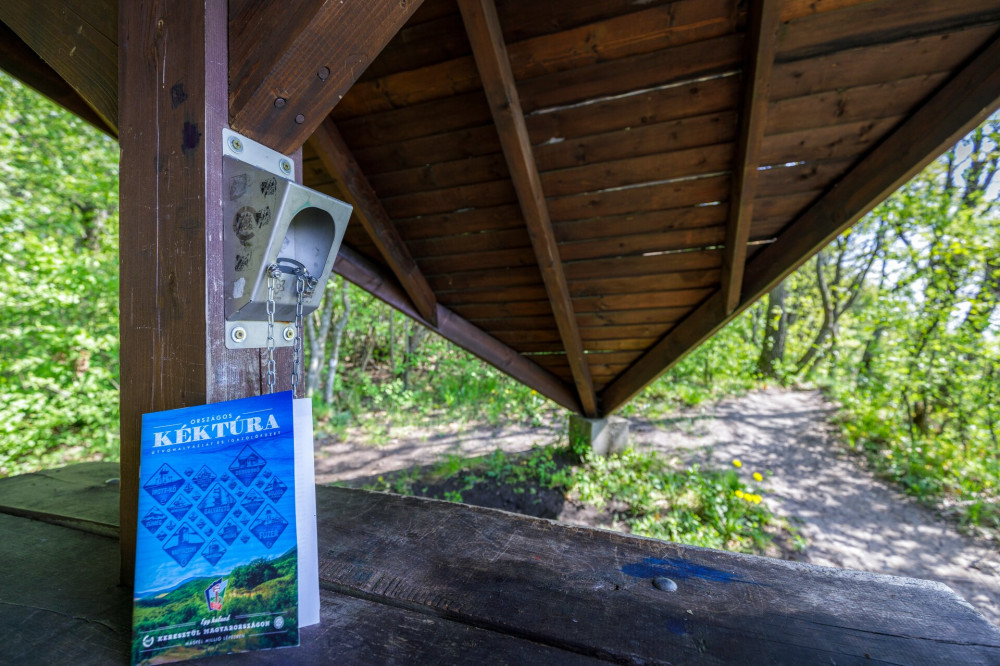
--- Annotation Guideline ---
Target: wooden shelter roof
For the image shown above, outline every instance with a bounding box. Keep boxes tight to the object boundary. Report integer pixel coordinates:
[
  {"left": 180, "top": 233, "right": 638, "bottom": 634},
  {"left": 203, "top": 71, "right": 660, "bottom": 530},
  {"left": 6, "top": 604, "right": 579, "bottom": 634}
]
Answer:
[{"left": 4, "top": 0, "right": 1000, "bottom": 416}]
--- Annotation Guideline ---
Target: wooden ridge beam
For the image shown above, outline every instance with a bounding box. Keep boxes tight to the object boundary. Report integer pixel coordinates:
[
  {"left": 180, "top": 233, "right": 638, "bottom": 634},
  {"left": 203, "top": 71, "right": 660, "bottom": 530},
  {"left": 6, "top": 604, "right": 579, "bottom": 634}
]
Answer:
[
  {"left": 457, "top": 0, "right": 598, "bottom": 417},
  {"left": 334, "top": 245, "right": 583, "bottom": 414},
  {"left": 721, "top": 0, "right": 779, "bottom": 314},
  {"left": 310, "top": 119, "right": 439, "bottom": 327},
  {"left": 0, "top": 0, "right": 118, "bottom": 133},
  {"left": 601, "top": 30, "right": 1000, "bottom": 414},
  {"left": 228, "top": 0, "right": 424, "bottom": 154}
]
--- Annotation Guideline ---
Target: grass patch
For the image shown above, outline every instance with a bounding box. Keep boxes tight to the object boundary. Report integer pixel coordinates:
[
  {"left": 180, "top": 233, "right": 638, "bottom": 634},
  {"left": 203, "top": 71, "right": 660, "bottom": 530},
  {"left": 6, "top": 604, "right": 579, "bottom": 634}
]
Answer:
[{"left": 364, "top": 445, "right": 782, "bottom": 555}]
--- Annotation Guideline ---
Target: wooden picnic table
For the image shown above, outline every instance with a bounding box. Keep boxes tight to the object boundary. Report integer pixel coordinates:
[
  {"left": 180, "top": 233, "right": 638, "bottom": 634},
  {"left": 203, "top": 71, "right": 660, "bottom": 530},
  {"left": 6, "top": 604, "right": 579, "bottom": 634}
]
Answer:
[{"left": 2, "top": 462, "right": 998, "bottom": 664}]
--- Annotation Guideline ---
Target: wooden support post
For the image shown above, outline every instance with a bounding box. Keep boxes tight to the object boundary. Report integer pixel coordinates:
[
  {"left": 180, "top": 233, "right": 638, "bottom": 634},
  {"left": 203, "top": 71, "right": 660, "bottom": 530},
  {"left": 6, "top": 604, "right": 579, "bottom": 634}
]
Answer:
[
  {"left": 458, "top": 0, "right": 598, "bottom": 417},
  {"left": 720, "top": 0, "right": 779, "bottom": 315},
  {"left": 310, "top": 119, "right": 439, "bottom": 327},
  {"left": 118, "top": 2, "right": 291, "bottom": 584}
]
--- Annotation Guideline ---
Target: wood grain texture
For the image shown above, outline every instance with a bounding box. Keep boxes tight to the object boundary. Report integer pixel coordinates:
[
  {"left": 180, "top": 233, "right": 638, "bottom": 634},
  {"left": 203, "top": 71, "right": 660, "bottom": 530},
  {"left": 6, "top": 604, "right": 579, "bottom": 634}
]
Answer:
[
  {"left": 776, "top": 0, "right": 1000, "bottom": 63},
  {"left": 721, "top": 0, "right": 780, "bottom": 314},
  {"left": 0, "top": 510, "right": 604, "bottom": 665},
  {"left": 10, "top": 463, "right": 995, "bottom": 663},
  {"left": 600, "top": 30, "right": 1000, "bottom": 413},
  {"left": 336, "top": 0, "right": 740, "bottom": 118},
  {"left": 228, "top": 0, "right": 424, "bottom": 153},
  {"left": 0, "top": 0, "right": 118, "bottom": 131},
  {"left": 0, "top": 462, "right": 120, "bottom": 537},
  {"left": 458, "top": 0, "right": 598, "bottom": 417},
  {"left": 118, "top": 0, "right": 275, "bottom": 584},
  {"left": 310, "top": 119, "right": 439, "bottom": 326},
  {"left": 0, "top": 22, "right": 115, "bottom": 136},
  {"left": 334, "top": 245, "right": 583, "bottom": 413},
  {"left": 315, "top": 486, "right": 1000, "bottom": 664}
]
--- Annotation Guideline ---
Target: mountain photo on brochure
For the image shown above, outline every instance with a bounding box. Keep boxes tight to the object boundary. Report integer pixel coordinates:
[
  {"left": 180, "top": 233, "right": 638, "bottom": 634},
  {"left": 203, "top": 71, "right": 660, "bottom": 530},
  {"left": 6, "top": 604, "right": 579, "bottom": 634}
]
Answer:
[{"left": 131, "top": 391, "right": 299, "bottom": 665}]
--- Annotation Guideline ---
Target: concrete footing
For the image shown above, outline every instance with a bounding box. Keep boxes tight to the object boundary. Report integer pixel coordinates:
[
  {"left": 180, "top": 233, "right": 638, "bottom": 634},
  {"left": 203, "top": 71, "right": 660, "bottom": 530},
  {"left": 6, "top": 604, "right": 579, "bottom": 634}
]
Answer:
[{"left": 568, "top": 414, "right": 630, "bottom": 456}]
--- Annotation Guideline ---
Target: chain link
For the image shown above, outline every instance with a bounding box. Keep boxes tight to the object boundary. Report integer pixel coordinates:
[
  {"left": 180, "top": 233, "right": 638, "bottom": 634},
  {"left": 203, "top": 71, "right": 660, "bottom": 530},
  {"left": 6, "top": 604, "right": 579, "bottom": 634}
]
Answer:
[
  {"left": 291, "top": 271, "right": 318, "bottom": 396},
  {"left": 265, "top": 263, "right": 280, "bottom": 394}
]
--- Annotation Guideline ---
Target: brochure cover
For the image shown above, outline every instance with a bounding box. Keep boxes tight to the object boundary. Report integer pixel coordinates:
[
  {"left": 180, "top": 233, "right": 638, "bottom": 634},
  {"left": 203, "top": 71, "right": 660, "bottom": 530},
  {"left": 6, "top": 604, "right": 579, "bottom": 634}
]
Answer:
[{"left": 131, "top": 391, "right": 299, "bottom": 665}]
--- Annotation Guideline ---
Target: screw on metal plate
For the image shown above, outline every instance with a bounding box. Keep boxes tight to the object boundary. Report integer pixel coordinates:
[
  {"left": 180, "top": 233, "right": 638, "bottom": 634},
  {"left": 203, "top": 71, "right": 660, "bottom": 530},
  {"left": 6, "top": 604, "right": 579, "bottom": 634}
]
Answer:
[
  {"left": 231, "top": 326, "right": 248, "bottom": 343},
  {"left": 279, "top": 158, "right": 293, "bottom": 175},
  {"left": 317, "top": 66, "right": 330, "bottom": 81},
  {"left": 294, "top": 114, "right": 305, "bottom": 124},
  {"left": 282, "top": 326, "right": 295, "bottom": 341},
  {"left": 274, "top": 97, "right": 287, "bottom": 109},
  {"left": 652, "top": 577, "right": 677, "bottom": 592},
  {"left": 228, "top": 136, "right": 244, "bottom": 153}
]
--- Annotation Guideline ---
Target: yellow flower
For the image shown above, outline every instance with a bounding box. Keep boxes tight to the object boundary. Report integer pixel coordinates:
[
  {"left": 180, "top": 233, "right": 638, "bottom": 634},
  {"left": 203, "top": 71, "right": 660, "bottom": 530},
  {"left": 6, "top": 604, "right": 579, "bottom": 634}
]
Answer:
[
  {"left": 734, "top": 490, "right": 745, "bottom": 499},
  {"left": 752, "top": 495, "right": 762, "bottom": 504},
  {"left": 753, "top": 472, "right": 763, "bottom": 482},
  {"left": 732, "top": 459, "right": 742, "bottom": 468}
]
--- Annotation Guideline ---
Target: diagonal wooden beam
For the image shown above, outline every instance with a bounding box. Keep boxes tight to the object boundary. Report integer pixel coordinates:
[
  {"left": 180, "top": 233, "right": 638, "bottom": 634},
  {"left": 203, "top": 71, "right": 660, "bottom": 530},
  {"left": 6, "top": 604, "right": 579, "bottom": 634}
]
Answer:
[
  {"left": 228, "top": 0, "right": 424, "bottom": 154},
  {"left": 0, "top": 22, "right": 115, "bottom": 137},
  {"left": 334, "top": 245, "right": 584, "bottom": 414},
  {"left": 720, "top": 0, "right": 780, "bottom": 315},
  {"left": 457, "top": 0, "right": 598, "bottom": 417},
  {"left": 601, "top": 30, "right": 1000, "bottom": 414},
  {"left": 310, "top": 118, "right": 439, "bottom": 327},
  {"left": 0, "top": 0, "right": 118, "bottom": 133}
]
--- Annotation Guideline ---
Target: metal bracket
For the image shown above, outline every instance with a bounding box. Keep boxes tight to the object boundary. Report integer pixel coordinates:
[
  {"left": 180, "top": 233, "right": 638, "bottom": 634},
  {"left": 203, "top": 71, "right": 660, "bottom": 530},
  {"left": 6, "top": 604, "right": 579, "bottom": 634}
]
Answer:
[
  {"left": 222, "top": 128, "right": 295, "bottom": 180},
  {"left": 221, "top": 129, "right": 351, "bottom": 350}
]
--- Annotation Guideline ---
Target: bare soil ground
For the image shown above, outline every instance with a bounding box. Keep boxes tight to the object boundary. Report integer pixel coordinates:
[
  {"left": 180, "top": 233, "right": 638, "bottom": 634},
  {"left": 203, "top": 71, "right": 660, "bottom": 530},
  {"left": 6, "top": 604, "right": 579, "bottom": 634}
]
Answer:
[{"left": 314, "top": 388, "right": 1000, "bottom": 625}]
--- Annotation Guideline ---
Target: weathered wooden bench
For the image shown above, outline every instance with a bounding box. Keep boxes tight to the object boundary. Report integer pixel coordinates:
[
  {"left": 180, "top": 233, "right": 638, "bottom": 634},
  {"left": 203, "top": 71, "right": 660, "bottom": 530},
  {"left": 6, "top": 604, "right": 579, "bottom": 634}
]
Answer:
[{"left": 2, "top": 462, "right": 998, "bottom": 664}]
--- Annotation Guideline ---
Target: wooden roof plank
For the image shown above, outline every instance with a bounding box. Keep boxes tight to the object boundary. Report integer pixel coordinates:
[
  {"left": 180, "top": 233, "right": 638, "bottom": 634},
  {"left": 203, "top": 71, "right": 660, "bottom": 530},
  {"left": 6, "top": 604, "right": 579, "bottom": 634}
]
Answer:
[
  {"left": 776, "top": 0, "right": 1000, "bottom": 63},
  {"left": 458, "top": 0, "right": 598, "bottom": 417},
  {"left": 228, "top": 0, "right": 424, "bottom": 153},
  {"left": 722, "top": 0, "right": 780, "bottom": 314},
  {"left": 334, "top": 245, "right": 583, "bottom": 414},
  {"left": 0, "top": 0, "right": 118, "bottom": 133},
  {"left": 601, "top": 29, "right": 1000, "bottom": 413},
  {"left": 310, "top": 119, "right": 439, "bottom": 327},
  {"left": 337, "top": 0, "right": 740, "bottom": 118}
]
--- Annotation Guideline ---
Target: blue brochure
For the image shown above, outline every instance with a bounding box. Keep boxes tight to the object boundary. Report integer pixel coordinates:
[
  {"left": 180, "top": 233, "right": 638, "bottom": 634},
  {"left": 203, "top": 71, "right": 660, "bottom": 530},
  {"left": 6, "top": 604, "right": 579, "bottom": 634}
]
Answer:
[{"left": 132, "top": 391, "right": 299, "bottom": 665}]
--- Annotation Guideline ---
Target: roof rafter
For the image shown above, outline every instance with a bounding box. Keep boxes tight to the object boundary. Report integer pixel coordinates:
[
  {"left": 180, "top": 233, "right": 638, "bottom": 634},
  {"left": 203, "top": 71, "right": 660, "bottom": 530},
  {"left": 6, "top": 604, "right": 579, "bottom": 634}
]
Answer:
[
  {"left": 457, "top": 0, "right": 598, "bottom": 417},
  {"left": 334, "top": 245, "right": 583, "bottom": 414},
  {"left": 228, "top": 0, "right": 424, "bottom": 154},
  {"left": 310, "top": 118, "right": 439, "bottom": 327},
  {"left": 601, "top": 29, "right": 1000, "bottom": 414},
  {"left": 721, "top": 0, "right": 780, "bottom": 315},
  {"left": 0, "top": 0, "right": 117, "bottom": 133},
  {"left": 0, "top": 22, "right": 115, "bottom": 137}
]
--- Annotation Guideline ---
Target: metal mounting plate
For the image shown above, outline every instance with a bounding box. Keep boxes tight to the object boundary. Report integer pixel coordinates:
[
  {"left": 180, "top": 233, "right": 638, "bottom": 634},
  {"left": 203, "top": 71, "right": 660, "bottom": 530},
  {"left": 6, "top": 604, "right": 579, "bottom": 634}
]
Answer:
[
  {"left": 222, "top": 128, "right": 295, "bottom": 180},
  {"left": 225, "top": 320, "right": 296, "bottom": 351}
]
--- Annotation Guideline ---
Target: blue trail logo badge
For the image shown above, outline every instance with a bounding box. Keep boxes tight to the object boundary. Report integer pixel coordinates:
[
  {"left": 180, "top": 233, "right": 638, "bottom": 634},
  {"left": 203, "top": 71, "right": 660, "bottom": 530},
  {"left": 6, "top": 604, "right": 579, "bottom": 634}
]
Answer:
[{"left": 205, "top": 578, "right": 228, "bottom": 611}]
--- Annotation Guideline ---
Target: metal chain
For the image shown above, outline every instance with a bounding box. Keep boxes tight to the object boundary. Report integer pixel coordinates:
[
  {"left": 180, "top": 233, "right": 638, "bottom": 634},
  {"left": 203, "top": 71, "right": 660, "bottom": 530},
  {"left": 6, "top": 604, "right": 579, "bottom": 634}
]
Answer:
[
  {"left": 291, "top": 270, "right": 318, "bottom": 396},
  {"left": 265, "top": 263, "right": 280, "bottom": 394},
  {"left": 291, "top": 274, "right": 305, "bottom": 395}
]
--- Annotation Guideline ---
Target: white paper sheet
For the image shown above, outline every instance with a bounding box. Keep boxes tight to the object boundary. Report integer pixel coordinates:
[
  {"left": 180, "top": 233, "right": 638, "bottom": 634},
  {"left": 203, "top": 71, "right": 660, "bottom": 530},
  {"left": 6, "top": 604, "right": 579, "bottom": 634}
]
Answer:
[{"left": 293, "top": 398, "right": 320, "bottom": 627}]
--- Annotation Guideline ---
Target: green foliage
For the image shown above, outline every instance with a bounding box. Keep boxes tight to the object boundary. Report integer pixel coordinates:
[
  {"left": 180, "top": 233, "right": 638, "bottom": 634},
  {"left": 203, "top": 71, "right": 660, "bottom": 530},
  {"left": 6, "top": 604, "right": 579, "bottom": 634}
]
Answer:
[
  {"left": 230, "top": 557, "right": 280, "bottom": 591},
  {"left": 0, "top": 73, "right": 120, "bottom": 475},
  {"left": 368, "top": 445, "right": 777, "bottom": 554},
  {"left": 131, "top": 549, "right": 298, "bottom": 664}
]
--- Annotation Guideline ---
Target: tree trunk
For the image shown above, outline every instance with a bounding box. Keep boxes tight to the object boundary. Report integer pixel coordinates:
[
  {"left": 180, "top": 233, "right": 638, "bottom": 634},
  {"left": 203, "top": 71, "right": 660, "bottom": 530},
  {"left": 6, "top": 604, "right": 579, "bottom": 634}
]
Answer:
[
  {"left": 305, "top": 290, "right": 335, "bottom": 396},
  {"left": 757, "top": 282, "right": 788, "bottom": 378},
  {"left": 324, "top": 278, "right": 351, "bottom": 405},
  {"left": 402, "top": 320, "right": 429, "bottom": 391}
]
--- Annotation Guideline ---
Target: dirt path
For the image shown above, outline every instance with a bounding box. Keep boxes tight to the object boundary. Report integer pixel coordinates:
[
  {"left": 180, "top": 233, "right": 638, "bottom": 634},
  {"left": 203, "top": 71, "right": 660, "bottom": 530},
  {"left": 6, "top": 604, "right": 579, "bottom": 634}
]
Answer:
[
  {"left": 314, "top": 389, "right": 1000, "bottom": 625},
  {"left": 633, "top": 388, "right": 1000, "bottom": 626}
]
